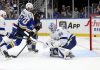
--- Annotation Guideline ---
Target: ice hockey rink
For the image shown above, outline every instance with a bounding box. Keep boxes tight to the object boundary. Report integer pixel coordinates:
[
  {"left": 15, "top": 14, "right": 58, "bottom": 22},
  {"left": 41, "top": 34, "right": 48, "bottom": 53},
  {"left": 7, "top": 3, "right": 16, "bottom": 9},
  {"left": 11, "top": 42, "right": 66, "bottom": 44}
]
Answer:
[{"left": 0, "top": 36, "right": 100, "bottom": 70}]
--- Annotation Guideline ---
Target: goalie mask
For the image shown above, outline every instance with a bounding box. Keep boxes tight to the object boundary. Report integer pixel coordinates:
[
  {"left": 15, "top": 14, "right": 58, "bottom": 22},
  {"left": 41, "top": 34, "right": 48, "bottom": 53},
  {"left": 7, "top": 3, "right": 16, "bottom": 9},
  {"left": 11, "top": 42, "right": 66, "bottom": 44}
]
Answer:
[{"left": 48, "top": 23, "right": 57, "bottom": 33}]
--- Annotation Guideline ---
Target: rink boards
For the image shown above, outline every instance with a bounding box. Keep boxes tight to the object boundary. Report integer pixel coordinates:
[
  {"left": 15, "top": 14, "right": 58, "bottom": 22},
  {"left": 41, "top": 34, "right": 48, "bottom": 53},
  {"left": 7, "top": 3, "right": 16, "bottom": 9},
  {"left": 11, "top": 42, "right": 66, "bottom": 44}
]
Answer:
[{"left": 5, "top": 19, "right": 100, "bottom": 37}]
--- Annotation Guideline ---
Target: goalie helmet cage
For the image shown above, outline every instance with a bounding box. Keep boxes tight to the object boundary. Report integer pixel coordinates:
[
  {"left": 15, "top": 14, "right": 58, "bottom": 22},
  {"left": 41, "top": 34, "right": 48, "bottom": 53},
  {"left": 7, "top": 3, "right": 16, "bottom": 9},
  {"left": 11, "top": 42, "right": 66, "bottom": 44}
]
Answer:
[{"left": 89, "top": 14, "right": 100, "bottom": 51}]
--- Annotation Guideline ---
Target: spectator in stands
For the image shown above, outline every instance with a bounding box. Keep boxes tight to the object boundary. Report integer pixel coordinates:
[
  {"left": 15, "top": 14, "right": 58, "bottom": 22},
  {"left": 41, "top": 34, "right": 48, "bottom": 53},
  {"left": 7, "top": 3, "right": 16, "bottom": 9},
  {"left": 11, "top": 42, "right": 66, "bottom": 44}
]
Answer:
[
  {"left": 96, "top": 5, "right": 100, "bottom": 14},
  {"left": 13, "top": 1, "right": 17, "bottom": 13},
  {"left": 1, "top": 0, "right": 6, "bottom": 10},
  {"left": 4, "top": 3, "right": 10, "bottom": 18},
  {"left": 92, "top": 3, "right": 98, "bottom": 14},
  {"left": 1, "top": 0, "right": 100, "bottom": 19},
  {"left": 20, "top": 2, "right": 25, "bottom": 12},
  {"left": 73, "top": 8, "right": 79, "bottom": 18},
  {"left": 53, "top": 8, "right": 60, "bottom": 18},
  {"left": 66, "top": 6, "right": 72, "bottom": 18},
  {"left": 12, "top": 1, "right": 18, "bottom": 19},
  {"left": 80, "top": 8, "right": 85, "bottom": 18},
  {"left": 61, "top": 5, "right": 67, "bottom": 18},
  {"left": 0, "top": 1, "right": 3, "bottom": 10}
]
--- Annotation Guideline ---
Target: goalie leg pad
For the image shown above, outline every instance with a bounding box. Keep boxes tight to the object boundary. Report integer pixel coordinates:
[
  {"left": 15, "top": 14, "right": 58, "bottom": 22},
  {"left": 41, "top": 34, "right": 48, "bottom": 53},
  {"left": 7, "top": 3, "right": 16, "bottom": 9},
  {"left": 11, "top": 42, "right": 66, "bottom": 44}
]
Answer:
[
  {"left": 50, "top": 48, "right": 59, "bottom": 57},
  {"left": 58, "top": 47, "right": 71, "bottom": 59}
]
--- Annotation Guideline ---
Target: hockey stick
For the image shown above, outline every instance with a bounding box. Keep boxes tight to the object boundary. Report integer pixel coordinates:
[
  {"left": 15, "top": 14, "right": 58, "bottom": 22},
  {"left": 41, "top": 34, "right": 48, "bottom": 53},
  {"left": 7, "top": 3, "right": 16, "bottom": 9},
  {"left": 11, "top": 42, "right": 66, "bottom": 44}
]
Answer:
[
  {"left": 11, "top": 44, "right": 28, "bottom": 58},
  {"left": 11, "top": 31, "right": 37, "bottom": 58},
  {"left": 16, "top": 35, "right": 47, "bottom": 46},
  {"left": 16, "top": 36, "right": 48, "bottom": 48},
  {"left": 23, "top": 32, "right": 49, "bottom": 48}
]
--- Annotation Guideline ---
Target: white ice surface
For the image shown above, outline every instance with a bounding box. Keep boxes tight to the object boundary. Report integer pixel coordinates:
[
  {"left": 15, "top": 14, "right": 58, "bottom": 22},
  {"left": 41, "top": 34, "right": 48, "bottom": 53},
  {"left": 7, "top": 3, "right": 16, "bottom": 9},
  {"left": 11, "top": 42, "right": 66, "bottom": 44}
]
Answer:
[{"left": 0, "top": 36, "right": 100, "bottom": 70}]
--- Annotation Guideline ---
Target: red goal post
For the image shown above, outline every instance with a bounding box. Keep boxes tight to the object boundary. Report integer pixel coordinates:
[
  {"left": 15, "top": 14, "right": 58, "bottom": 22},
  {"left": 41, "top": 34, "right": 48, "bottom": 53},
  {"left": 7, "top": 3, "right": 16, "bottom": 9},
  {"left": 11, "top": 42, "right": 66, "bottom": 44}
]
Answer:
[{"left": 90, "top": 14, "right": 100, "bottom": 51}]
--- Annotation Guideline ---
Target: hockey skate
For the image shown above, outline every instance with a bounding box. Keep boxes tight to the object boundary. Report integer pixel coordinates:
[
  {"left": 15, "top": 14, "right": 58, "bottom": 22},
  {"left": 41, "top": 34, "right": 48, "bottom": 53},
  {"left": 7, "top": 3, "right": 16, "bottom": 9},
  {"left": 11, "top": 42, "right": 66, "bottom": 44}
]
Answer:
[
  {"left": 27, "top": 44, "right": 38, "bottom": 53},
  {"left": 3, "top": 50, "right": 11, "bottom": 58},
  {"left": 28, "top": 48, "right": 38, "bottom": 53},
  {"left": 0, "top": 43, "right": 11, "bottom": 58}
]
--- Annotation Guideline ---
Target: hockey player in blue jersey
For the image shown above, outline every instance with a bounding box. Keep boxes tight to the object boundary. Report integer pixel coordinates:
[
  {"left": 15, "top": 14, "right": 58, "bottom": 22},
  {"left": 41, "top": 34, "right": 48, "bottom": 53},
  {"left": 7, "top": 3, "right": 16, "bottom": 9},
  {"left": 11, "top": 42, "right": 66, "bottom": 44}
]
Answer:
[
  {"left": 46, "top": 23, "right": 77, "bottom": 59},
  {"left": 6, "top": 3, "right": 42, "bottom": 54}
]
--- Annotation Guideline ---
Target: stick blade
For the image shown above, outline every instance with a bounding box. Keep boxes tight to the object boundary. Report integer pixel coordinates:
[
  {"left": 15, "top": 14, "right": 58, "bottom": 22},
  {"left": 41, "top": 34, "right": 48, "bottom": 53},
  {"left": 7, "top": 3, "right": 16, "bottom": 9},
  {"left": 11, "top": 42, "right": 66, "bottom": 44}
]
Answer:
[{"left": 10, "top": 55, "right": 17, "bottom": 58}]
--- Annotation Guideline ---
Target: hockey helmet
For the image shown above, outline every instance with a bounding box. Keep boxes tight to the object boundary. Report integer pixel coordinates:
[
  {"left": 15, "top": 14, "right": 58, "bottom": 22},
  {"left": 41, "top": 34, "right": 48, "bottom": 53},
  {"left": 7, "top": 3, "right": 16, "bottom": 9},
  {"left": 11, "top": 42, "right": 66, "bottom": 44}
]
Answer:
[
  {"left": 26, "top": 3, "right": 33, "bottom": 11},
  {"left": 48, "top": 23, "right": 57, "bottom": 33}
]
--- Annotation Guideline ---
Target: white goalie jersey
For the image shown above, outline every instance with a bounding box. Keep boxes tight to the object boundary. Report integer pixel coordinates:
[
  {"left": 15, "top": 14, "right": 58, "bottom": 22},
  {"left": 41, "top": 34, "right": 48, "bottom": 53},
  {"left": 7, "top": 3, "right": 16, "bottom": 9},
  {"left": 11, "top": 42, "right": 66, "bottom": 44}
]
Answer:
[
  {"left": 50, "top": 27, "right": 74, "bottom": 47},
  {"left": 48, "top": 23, "right": 76, "bottom": 59}
]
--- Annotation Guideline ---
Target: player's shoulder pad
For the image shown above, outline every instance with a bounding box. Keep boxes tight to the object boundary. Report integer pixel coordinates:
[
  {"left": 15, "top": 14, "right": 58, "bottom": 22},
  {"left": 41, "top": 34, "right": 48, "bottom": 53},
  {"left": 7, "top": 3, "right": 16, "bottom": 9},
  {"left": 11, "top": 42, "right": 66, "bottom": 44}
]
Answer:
[{"left": 23, "top": 9, "right": 34, "bottom": 19}]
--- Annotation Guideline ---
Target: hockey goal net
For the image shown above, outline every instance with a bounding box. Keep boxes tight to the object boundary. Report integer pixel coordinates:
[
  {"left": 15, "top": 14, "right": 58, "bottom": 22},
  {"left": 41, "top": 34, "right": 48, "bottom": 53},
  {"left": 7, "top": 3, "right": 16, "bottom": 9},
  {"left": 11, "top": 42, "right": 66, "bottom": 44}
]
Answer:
[{"left": 90, "top": 14, "right": 100, "bottom": 51}]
